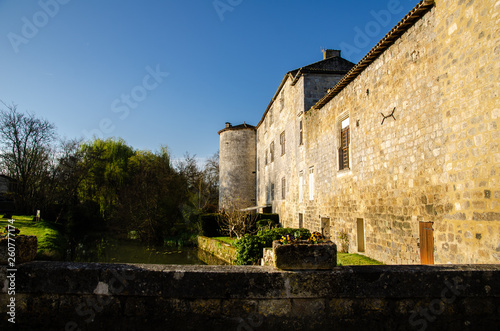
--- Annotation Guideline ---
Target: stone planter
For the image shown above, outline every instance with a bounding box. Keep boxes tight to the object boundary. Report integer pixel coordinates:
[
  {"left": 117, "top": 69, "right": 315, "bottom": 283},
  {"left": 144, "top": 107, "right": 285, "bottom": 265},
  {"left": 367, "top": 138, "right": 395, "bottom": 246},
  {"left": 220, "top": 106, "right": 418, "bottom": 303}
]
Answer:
[
  {"left": 272, "top": 240, "right": 337, "bottom": 270},
  {"left": 0, "top": 235, "right": 38, "bottom": 264}
]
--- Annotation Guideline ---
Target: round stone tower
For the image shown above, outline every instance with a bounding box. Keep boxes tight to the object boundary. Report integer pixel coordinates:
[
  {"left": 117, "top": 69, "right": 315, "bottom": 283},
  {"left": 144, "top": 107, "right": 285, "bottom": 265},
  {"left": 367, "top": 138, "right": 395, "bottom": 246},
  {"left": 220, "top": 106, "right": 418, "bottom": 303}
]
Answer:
[{"left": 218, "top": 122, "right": 256, "bottom": 211}]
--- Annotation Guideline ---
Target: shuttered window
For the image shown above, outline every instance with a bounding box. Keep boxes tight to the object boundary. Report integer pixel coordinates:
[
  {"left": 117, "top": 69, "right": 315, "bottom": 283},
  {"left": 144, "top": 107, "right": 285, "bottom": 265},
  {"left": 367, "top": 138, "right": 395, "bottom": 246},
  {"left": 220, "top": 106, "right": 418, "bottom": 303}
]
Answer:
[
  {"left": 339, "top": 118, "right": 350, "bottom": 170},
  {"left": 270, "top": 141, "right": 274, "bottom": 162}
]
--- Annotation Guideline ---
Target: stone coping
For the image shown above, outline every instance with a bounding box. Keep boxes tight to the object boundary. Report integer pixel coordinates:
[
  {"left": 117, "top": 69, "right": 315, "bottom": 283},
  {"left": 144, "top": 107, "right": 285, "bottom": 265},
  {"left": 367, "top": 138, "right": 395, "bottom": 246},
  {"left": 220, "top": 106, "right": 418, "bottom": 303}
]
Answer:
[{"left": 2, "top": 261, "right": 499, "bottom": 299}]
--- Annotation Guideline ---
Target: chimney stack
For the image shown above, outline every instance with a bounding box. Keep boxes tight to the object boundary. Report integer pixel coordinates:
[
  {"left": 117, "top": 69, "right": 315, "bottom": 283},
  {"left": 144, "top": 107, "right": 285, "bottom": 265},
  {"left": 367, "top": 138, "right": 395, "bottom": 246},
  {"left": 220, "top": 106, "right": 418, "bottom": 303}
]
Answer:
[
  {"left": 225, "top": 122, "right": 232, "bottom": 128},
  {"left": 323, "top": 49, "right": 341, "bottom": 59}
]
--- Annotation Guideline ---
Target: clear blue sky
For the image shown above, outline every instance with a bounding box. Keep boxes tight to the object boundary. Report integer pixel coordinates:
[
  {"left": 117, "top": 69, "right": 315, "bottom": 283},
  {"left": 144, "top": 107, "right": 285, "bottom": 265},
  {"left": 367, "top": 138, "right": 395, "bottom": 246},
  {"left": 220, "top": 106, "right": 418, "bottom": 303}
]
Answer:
[{"left": 0, "top": 0, "right": 419, "bottom": 161}]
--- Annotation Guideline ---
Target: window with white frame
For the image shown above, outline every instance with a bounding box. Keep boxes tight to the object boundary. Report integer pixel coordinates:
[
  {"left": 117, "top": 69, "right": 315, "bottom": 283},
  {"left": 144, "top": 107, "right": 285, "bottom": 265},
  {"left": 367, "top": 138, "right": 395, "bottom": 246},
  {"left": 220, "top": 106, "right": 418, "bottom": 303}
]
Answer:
[
  {"left": 281, "top": 177, "right": 286, "bottom": 200},
  {"left": 309, "top": 167, "right": 314, "bottom": 200},
  {"left": 299, "top": 171, "right": 304, "bottom": 202}
]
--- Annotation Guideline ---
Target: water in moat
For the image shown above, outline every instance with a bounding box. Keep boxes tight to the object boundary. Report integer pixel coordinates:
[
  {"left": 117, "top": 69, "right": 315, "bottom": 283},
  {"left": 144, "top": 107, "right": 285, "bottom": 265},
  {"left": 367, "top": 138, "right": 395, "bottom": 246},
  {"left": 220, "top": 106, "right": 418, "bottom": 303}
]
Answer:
[{"left": 66, "top": 236, "right": 224, "bottom": 265}]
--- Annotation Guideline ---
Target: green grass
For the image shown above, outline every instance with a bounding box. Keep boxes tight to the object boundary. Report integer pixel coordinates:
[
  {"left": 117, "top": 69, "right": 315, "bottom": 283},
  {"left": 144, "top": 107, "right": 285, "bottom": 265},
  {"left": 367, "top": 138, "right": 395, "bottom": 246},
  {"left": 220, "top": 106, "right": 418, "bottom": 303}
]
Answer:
[
  {"left": 0, "top": 215, "right": 66, "bottom": 260},
  {"left": 337, "top": 253, "right": 383, "bottom": 266},
  {"left": 212, "top": 236, "right": 238, "bottom": 246}
]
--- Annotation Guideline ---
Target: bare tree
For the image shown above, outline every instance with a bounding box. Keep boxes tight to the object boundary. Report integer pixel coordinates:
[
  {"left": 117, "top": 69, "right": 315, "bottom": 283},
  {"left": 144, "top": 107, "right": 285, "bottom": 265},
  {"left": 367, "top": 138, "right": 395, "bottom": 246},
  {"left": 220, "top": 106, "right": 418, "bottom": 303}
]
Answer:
[
  {"left": 43, "top": 138, "right": 89, "bottom": 221},
  {"left": 177, "top": 152, "right": 219, "bottom": 213},
  {"left": 219, "top": 201, "right": 258, "bottom": 239},
  {"left": 0, "top": 102, "right": 57, "bottom": 214},
  {"left": 203, "top": 151, "right": 219, "bottom": 211}
]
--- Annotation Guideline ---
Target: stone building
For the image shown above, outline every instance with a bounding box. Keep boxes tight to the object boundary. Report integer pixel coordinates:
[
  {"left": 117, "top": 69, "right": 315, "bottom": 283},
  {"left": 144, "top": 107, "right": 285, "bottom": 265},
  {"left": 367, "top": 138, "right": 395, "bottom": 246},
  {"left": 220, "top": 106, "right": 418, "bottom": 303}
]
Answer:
[{"left": 218, "top": 0, "right": 500, "bottom": 264}]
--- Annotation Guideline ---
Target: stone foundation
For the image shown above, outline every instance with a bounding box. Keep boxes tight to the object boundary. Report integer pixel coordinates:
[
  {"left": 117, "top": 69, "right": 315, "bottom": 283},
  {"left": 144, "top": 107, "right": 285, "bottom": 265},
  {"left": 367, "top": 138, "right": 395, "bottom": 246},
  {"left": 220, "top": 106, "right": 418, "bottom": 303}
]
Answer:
[{"left": 197, "top": 236, "right": 236, "bottom": 264}]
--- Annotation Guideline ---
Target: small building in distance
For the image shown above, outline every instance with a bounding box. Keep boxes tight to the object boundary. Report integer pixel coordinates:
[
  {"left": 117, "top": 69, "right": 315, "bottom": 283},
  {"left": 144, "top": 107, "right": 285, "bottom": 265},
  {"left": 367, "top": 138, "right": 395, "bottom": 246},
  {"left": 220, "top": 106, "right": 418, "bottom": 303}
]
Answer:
[{"left": 218, "top": 0, "right": 499, "bottom": 265}]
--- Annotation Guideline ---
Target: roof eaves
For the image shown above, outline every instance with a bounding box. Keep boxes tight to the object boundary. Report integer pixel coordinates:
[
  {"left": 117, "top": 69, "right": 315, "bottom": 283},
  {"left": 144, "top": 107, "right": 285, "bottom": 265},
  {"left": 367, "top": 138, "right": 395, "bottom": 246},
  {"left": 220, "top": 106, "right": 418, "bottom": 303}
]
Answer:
[
  {"left": 218, "top": 123, "right": 256, "bottom": 135},
  {"left": 256, "top": 74, "right": 292, "bottom": 129},
  {"left": 312, "top": 0, "right": 435, "bottom": 111}
]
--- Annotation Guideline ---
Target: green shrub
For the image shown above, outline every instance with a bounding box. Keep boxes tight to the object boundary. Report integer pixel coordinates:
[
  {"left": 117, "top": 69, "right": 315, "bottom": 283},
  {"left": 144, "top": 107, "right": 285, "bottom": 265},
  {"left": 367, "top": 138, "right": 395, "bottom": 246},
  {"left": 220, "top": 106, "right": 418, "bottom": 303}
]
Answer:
[
  {"left": 257, "top": 227, "right": 310, "bottom": 244},
  {"left": 256, "top": 213, "right": 279, "bottom": 224},
  {"left": 256, "top": 218, "right": 279, "bottom": 230},
  {"left": 234, "top": 227, "right": 311, "bottom": 265},
  {"left": 234, "top": 234, "right": 267, "bottom": 265}
]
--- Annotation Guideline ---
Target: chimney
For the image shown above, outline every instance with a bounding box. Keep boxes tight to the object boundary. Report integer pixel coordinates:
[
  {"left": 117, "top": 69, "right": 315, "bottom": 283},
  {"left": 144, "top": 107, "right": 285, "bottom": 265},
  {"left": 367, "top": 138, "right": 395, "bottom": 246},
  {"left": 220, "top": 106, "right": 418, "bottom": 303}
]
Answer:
[
  {"left": 225, "top": 122, "right": 232, "bottom": 128},
  {"left": 323, "top": 49, "right": 341, "bottom": 59}
]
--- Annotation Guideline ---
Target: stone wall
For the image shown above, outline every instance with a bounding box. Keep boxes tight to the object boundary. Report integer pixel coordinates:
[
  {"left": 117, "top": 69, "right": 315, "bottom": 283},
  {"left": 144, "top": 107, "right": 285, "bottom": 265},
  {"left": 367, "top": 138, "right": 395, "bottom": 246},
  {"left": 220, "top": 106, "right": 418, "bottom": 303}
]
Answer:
[
  {"left": 1, "top": 262, "right": 499, "bottom": 330},
  {"left": 256, "top": 0, "right": 500, "bottom": 264},
  {"left": 303, "top": 74, "right": 345, "bottom": 112},
  {"left": 197, "top": 236, "right": 236, "bottom": 265}
]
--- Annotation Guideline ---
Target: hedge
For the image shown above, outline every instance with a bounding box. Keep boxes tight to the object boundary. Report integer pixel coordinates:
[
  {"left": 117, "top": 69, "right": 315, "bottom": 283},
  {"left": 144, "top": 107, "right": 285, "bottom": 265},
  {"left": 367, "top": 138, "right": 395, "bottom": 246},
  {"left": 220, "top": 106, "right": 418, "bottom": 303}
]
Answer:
[
  {"left": 234, "top": 227, "right": 311, "bottom": 265},
  {"left": 199, "top": 213, "right": 222, "bottom": 237}
]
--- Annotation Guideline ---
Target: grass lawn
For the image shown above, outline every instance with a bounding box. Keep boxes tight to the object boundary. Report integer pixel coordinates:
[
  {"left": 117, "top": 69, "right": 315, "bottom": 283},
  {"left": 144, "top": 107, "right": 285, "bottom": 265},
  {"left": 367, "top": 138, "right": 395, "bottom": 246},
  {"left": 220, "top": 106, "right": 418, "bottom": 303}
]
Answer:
[
  {"left": 212, "top": 236, "right": 238, "bottom": 246},
  {"left": 0, "top": 215, "right": 66, "bottom": 260},
  {"left": 337, "top": 253, "right": 383, "bottom": 266}
]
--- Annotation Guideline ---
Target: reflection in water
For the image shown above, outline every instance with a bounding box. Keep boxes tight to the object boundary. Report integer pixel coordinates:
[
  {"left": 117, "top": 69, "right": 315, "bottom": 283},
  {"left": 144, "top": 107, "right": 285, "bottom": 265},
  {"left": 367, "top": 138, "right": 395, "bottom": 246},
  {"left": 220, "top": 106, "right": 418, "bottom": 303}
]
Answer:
[{"left": 67, "top": 237, "right": 226, "bottom": 265}]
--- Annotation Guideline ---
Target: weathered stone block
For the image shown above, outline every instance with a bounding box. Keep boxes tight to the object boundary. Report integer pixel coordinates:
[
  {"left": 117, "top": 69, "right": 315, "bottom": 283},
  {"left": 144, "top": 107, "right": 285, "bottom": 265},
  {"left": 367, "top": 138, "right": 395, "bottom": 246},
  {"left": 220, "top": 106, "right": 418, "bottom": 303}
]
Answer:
[
  {"left": 0, "top": 235, "right": 37, "bottom": 264},
  {"left": 272, "top": 240, "right": 337, "bottom": 270}
]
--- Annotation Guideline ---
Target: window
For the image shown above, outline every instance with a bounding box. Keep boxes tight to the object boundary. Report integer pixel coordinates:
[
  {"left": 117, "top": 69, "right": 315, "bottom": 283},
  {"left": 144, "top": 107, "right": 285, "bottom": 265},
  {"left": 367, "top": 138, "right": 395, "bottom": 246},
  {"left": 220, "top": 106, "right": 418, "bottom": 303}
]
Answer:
[
  {"left": 339, "top": 117, "right": 350, "bottom": 170},
  {"left": 265, "top": 149, "right": 268, "bottom": 165},
  {"left": 279, "top": 91, "right": 284, "bottom": 111},
  {"left": 299, "top": 171, "right": 304, "bottom": 202},
  {"left": 298, "top": 213, "right": 303, "bottom": 228},
  {"left": 299, "top": 120, "right": 303, "bottom": 146},
  {"left": 309, "top": 167, "right": 314, "bottom": 200},
  {"left": 281, "top": 177, "right": 286, "bottom": 199},
  {"left": 269, "top": 107, "right": 273, "bottom": 125},
  {"left": 270, "top": 141, "right": 275, "bottom": 162},
  {"left": 271, "top": 183, "right": 275, "bottom": 201},
  {"left": 281, "top": 132, "right": 286, "bottom": 155}
]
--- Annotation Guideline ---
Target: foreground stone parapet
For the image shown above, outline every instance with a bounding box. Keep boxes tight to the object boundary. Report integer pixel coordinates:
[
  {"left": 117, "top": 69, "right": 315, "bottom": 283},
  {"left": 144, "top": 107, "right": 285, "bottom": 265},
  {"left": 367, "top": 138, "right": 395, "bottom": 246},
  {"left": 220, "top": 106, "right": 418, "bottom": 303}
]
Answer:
[
  {"left": 1, "top": 262, "right": 499, "bottom": 330},
  {"left": 0, "top": 235, "right": 37, "bottom": 264},
  {"left": 273, "top": 240, "right": 337, "bottom": 269}
]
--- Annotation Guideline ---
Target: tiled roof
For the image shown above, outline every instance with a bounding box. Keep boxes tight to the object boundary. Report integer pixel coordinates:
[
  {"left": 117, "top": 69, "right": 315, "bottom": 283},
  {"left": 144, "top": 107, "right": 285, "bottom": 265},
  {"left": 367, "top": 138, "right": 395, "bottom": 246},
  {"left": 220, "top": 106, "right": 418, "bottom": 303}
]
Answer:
[
  {"left": 256, "top": 55, "right": 354, "bottom": 128},
  {"left": 218, "top": 123, "right": 255, "bottom": 135}
]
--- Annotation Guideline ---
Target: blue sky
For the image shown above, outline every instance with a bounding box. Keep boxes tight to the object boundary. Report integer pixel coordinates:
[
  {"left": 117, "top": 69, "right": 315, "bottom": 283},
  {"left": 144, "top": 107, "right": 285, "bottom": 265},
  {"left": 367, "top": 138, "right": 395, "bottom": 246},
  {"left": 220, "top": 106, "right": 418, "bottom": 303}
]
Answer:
[{"left": 0, "top": 0, "right": 419, "bottom": 161}]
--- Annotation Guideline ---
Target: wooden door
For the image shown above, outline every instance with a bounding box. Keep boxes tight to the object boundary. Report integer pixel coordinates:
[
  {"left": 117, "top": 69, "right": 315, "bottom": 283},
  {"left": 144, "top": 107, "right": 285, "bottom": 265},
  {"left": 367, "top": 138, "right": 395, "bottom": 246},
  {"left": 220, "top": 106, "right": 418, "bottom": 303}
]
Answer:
[
  {"left": 357, "top": 218, "right": 365, "bottom": 252},
  {"left": 419, "top": 222, "right": 434, "bottom": 264}
]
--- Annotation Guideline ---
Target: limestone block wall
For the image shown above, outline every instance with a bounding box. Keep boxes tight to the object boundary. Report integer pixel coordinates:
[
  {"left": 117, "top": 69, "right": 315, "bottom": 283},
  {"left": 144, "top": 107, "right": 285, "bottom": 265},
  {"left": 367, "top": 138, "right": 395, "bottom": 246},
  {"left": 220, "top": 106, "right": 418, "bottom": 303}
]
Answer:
[
  {"left": 258, "top": 0, "right": 499, "bottom": 265},
  {"left": 256, "top": 72, "right": 346, "bottom": 223},
  {"left": 304, "top": 74, "right": 344, "bottom": 111},
  {"left": 219, "top": 126, "right": 256, "bottom": 210},
  {"left": 197, "top": 236, "right": 236, "bottom": 264},
  {"left": 299, "top": 0, "right": 499, "bottom": 264},
  {"left": 257, "top": 77, "right": 302, "bottom": 211}
]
